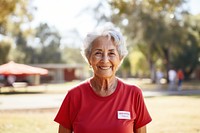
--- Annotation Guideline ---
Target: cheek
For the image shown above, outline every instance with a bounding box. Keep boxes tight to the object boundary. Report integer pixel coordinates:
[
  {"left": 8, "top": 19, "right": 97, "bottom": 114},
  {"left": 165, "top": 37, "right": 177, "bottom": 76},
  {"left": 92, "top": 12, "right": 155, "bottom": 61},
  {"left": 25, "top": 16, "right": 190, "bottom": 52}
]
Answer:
[
  {"left": 111, "top": 53, "right": 121, "bottom": 66},
  {"left": 115, "top": 62, "right": 121, "bottom": 69},
  {"left": 89, "top": 56, "right": 99, "bottom": 65},
  {"left": 112, "top": 59, "right": 121, "bottom": 68}
]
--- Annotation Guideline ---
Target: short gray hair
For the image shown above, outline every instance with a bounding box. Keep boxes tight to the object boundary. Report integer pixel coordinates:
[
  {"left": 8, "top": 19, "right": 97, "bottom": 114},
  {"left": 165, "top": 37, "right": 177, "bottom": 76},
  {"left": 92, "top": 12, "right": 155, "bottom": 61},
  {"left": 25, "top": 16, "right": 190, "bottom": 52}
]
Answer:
[{"left": 81, "top": 24, "right": 128, "bottom": 63}]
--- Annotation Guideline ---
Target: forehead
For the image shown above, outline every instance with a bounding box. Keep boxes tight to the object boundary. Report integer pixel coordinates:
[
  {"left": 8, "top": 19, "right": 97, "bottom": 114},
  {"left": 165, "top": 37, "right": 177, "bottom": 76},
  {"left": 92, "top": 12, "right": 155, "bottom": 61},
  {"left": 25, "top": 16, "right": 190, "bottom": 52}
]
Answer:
[{"left": 92, "top": 36, "right": 116, "bottom": 50}]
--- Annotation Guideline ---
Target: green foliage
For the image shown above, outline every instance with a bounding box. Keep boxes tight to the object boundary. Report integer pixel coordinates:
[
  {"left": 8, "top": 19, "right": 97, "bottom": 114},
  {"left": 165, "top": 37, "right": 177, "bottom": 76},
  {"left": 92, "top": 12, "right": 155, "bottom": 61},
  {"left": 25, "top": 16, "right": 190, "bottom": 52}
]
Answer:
[
  {"left": 0, "top": 0, "right": 34, "bottom": 35},
  {"left": 121, "top": 57, "right": 131, "bottom": 69},
  {"left": 129, "top": 50, "right": 149, "bottom": 77},
  {"left": 0, "top": 0, "right": 35, "bottom": 64},
  {"left": 16, "top": 32, "right": 27, "bottom": 50},
  {"left": 34, "top": 23, "right": 63, "bottom": 63},
  {"left": 10, "top": 23, "right": 64, "bottom": 64},
  {"left": 61, "top": 46, "right": 85, "bottom": 64},
  {"left": 0, "top": 0, "right": 16, "bottom": 33},
  {"left": 118, "top": 57, "right": 131, "bottom": 78},
  {"left": 0, "top": 38, "right": 12, "bottom": 64},
  {"left": 97, "top": 0, "right": 200, "bottom": 79},
  {"left": 144, "top": 0, "right": 184, "bottom": 13},
  {"left": 12, "top": 31, "right": 34, "bottom": 64},
  {"left": 172, "top": 32, "right": 200, "bottom": 79}
]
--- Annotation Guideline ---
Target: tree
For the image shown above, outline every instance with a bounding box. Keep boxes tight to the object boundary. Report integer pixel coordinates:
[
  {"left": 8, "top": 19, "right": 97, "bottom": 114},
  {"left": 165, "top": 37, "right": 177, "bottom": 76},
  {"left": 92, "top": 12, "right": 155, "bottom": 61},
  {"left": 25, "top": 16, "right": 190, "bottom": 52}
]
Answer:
[
  {"left": 61, "top": 46, "right": 86, "bottom": 64},
  {"left": 0, "top": 0, "right": 34, "bottom": 63},
  {"left": 105, "top": 0, "right": 200, "bottom": 81},
  {"left": 34, "top": 23, "right": 63, "bottom": 63},
  {"left": 0, "top": 0, "right": 16, "bottom": 34},
  {"left": 0, "top": 0, "right": 34, "bottom": 35},
  {"left": 12, "top": 31, "right": 36, "bottom": 64},
  {"left": 0, "top": 37, "right": 12, "bottom": 64},
  {"left": 171, "top": 14, "right": 200, "bottom": 79},
  {"left": 118, "top": 57, "right": 131, "bottom": 78}
]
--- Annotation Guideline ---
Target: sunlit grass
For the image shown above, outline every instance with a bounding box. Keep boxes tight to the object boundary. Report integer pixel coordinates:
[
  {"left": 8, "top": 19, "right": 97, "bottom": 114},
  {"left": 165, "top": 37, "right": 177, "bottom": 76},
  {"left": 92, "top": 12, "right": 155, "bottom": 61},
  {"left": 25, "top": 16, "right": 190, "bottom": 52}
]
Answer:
[
  {"left": 0, "top": 110, "right": 58, "bottom": 133},
  {"left": 147, "top": 96, "right": 200, "bottom": 133}
]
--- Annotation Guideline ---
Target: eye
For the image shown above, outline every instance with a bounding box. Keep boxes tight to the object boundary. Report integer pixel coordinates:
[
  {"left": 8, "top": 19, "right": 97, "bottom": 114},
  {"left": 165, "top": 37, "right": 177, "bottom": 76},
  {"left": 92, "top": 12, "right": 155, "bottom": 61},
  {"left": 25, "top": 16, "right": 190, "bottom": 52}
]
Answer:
[
  {"left": 109, "top": 52, "right": 116, "bottom": 56},
  {"left": 95, "top": 52, "right": 102, "bottom": 55}
]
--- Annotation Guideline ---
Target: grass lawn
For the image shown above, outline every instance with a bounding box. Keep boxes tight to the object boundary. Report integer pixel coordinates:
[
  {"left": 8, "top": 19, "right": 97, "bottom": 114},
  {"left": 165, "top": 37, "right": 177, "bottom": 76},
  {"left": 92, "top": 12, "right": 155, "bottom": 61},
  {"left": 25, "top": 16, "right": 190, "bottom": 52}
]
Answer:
[
  {"left": 1, "top": 96, "right": 200, "bottom": 133},
  {"left": 0, "top": 109, "right": 58, "bottom": 133},
  {"left": 146, "top": 96, "right": 200, "bottom": 133}
]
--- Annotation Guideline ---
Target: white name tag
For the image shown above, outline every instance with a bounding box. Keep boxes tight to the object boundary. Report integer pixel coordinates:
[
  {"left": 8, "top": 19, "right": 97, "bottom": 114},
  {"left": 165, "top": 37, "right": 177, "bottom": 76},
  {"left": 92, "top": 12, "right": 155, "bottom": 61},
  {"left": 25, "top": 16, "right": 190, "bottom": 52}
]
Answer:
[{"left": 117, "top": 111, "right": 131, "bottom": 120}]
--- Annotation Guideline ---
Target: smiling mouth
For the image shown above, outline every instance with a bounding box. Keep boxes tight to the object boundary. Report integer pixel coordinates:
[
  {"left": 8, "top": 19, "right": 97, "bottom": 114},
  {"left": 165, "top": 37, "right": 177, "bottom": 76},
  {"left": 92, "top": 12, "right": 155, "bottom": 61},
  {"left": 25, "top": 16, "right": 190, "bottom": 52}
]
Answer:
[{"left": 99, "top": 66, "right": 111, "bottom": 70}]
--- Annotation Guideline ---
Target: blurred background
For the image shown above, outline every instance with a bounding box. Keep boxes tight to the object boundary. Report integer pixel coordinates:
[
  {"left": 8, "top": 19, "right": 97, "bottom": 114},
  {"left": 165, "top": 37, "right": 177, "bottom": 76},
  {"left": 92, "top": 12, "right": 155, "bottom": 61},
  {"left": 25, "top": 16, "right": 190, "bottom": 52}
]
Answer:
[
  {"left": 0, "top": 0, "right": 200, "bottom": 133},
  {"left": 0, "top": 0, "right": 200, "bottom": 84}
]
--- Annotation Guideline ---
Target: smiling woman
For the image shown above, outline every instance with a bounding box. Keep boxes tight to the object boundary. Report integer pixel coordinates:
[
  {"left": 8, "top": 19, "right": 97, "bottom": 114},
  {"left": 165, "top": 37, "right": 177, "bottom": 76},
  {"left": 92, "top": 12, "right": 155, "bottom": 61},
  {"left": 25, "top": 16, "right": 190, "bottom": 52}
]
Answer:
[
  {"left": 54, "top": 23, "right": 152, "bottom": 133},
  {"left": 89, "top": 36, "right": 121, "bottom": 79}
]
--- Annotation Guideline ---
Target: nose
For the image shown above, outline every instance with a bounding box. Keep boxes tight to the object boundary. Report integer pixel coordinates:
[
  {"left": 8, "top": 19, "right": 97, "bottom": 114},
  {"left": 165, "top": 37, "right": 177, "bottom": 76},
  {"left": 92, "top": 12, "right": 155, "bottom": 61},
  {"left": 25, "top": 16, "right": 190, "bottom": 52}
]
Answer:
[{"left": 101, "top": 54, "right": 109, "bottom": 63}]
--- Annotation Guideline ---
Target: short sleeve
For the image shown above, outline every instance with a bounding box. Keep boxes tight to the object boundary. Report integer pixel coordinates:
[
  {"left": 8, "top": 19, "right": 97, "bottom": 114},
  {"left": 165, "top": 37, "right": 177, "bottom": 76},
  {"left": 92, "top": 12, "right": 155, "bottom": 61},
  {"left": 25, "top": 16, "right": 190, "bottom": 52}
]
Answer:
[
  {"left": 54, "top": 92, "right": 73, "bottom": 130},
  {"left": 134, "top": 89, "right": 152, "bottom": 129}
]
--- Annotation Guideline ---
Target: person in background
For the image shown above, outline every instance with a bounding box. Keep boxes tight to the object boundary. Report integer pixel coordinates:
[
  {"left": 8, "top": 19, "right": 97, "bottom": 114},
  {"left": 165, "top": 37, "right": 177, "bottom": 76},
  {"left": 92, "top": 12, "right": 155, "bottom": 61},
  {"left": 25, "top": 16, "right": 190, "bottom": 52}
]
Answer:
[
  {"left": 54, "top": 24, "right": 152, "bottom": 133},
  {"left": 177, "top": 69, "right": 184, "bottom": 91},
  {"left": 168, "top": 68, "right": 177, "bottom": 90},
  {"left": 156, "top": 69, "right": 164, "bottom": 90}
]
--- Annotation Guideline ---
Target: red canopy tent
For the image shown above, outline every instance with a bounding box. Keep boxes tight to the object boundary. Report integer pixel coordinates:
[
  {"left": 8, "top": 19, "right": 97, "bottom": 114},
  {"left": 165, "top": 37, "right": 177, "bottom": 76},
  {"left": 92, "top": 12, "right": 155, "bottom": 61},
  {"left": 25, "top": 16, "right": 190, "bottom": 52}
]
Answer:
[{"left": 0, "top": 61, "right": 48, "bottom": 76}]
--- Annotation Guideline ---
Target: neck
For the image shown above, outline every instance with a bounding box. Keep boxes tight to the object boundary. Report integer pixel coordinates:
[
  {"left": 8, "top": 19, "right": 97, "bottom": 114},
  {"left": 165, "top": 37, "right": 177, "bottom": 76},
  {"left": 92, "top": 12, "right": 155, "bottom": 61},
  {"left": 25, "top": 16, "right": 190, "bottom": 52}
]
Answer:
[{"left": 90, "top": 76, "right": 118, "bottom": 96}]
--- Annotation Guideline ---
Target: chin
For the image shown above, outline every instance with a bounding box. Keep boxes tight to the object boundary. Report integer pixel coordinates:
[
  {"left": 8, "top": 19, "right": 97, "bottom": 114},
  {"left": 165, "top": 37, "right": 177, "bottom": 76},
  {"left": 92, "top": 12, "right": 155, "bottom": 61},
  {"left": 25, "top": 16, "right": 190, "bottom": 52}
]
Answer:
[{"left": 95, "top": 73, "right": 115, "bottom": 79}]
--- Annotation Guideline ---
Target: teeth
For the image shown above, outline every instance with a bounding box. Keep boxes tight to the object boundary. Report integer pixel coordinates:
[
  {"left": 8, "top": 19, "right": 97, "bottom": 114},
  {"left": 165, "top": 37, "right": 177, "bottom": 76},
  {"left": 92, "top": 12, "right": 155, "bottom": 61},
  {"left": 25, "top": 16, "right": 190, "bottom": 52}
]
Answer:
[{"left": 99, "top": 66, "right": 111, "bottom": 70}]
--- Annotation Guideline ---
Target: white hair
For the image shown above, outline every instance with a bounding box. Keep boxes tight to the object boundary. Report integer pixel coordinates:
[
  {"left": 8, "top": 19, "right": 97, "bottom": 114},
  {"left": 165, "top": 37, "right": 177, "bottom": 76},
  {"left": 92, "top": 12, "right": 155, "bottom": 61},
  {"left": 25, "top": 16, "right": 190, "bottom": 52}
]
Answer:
[{"left": 81, "top": 24, "right": 128, "bottom": 63}]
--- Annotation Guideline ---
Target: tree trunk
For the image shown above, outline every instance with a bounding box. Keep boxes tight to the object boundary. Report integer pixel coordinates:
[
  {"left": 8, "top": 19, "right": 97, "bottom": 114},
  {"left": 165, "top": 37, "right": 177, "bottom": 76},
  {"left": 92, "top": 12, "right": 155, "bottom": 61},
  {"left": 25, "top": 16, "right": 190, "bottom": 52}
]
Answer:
[
  {"left": 147, "top": 56, "right": 156, "bottom": 83},
  {"left": 163, "top": 48, "right": 170, "bottom": 83}
]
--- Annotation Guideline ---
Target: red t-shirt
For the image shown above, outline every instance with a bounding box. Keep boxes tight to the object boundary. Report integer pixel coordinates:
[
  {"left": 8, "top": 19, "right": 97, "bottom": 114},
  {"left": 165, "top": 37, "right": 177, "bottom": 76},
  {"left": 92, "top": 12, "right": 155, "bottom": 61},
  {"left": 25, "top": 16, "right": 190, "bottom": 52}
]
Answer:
[
  {"left": 177, "top": 70, "right": 184, "bottom": 80},
  {"left": 54, "top": 78, "right": 152, "bottom": 133}
]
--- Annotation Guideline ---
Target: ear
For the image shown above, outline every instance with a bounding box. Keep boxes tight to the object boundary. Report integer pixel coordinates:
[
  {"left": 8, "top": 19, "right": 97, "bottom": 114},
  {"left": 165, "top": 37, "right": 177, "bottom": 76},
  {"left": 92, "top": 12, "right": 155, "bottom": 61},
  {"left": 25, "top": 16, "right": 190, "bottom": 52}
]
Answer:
[{"left": 88, "top": 60, "right": 93, "bottom": 69}]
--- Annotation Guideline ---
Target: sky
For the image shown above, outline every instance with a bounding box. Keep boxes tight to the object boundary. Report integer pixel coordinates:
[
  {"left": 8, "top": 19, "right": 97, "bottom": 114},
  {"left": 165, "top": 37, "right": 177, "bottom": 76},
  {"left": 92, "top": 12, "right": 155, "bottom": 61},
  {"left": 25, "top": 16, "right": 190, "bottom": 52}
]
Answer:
[
  {"left": 32, "top": 0, "right": 99, "bottom": 37},
  {"left": 31, "top": 0, "right": 200, "bottom": 47},
  {"left": 186, "top": 0, "right": 200, "bottom": 15}
]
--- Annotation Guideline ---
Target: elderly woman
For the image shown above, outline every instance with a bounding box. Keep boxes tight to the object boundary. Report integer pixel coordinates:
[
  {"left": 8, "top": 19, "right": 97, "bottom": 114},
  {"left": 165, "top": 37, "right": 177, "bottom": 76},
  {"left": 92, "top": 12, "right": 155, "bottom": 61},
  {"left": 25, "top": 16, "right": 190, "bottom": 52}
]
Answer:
[{"left": 54, "top": 25, "right": 152, "bottom": 133}]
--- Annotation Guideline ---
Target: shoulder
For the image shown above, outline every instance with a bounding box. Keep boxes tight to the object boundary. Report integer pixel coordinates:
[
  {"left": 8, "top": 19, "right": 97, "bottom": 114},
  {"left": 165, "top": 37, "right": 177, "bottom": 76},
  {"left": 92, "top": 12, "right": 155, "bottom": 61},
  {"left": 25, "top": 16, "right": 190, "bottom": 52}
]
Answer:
[
  {"left": 67, "top": 79, "right": 89, "bottom": 95},
  {"left": 62, "top": 79, "right": 90, "bottom": 103}
]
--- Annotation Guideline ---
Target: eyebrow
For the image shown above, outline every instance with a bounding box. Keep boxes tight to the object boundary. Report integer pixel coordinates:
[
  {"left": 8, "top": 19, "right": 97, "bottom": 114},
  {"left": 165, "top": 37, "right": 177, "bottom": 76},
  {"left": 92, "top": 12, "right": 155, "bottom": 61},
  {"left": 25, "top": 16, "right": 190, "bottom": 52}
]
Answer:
[
  {"left": 94, "top": 49, "right": 116, "bottom": 51},
  {"left": 94, "top": 49, "right": 102, "bottom": 51},
  {"left": 109, "top": 49, "right": 116, "bottom": 52}
]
